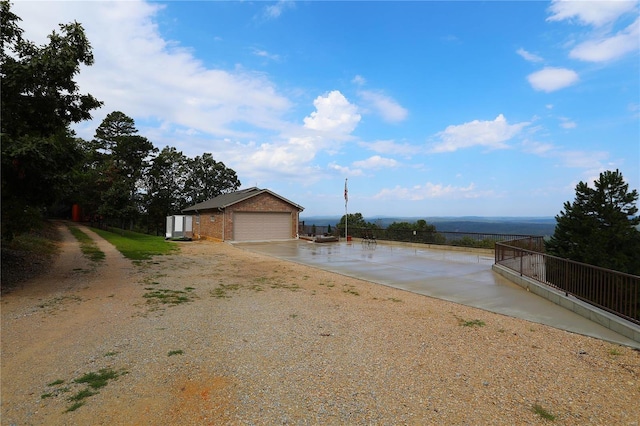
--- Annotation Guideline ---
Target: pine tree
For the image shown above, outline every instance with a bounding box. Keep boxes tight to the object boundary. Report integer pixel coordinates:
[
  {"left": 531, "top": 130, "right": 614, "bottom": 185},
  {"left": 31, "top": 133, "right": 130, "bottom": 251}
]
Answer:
[{"left": 546, "top": 170, "right": 640, "bottom": 275}]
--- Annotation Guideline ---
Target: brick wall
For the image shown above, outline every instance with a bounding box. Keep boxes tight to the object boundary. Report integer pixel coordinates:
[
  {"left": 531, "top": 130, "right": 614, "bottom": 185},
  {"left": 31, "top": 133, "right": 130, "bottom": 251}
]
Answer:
[{"left": 191, "top": 210, "right": 224, "bottom": 241}]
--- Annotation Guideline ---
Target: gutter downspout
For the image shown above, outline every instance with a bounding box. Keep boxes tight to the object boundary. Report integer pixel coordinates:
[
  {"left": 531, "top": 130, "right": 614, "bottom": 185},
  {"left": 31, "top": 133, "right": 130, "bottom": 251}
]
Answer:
[
  {"left": 195, "top": 209, "right": 200, "bottom": 239},
  {"left": 218, "top": 207, "right": 225, "bottom": 241}
]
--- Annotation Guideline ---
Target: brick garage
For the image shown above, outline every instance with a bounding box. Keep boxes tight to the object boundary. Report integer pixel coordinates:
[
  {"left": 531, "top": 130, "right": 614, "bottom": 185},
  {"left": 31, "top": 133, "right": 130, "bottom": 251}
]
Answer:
[{"left": 182, "top": 187, "right": 304, "bottom": 242}]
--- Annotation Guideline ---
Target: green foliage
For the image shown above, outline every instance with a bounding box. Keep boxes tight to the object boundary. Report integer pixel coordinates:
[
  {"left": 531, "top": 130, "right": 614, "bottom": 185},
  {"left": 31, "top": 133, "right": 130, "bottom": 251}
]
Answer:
[
  {"left": 184, "top": 153, "right": 241, "bottom": 206},
  {"left": 1, "top": 3, "right": 102, "bottom": 240},
  {"left": 87, "top": 111, "right": 156, "bottom": 228},
  {"left": 74, "top": 369, "right": 122, "bottom": 389},
  {"left": 143, "top": 288, "right": 193, "bottom": 305},
  {"left": 531, "top": 403, "right": 556, "bottom": 421},
  {"left": 546, "top": 170, "right": 640, "bottom": 275},
  {"left": 458, "top": 319, "right": 486, "bottom": 327},
  {"left": 91, "top": 227, "right": 177, "bottom": 260},
  {"left": 337, "top": 212, "right": 370, "bottom": 230}
]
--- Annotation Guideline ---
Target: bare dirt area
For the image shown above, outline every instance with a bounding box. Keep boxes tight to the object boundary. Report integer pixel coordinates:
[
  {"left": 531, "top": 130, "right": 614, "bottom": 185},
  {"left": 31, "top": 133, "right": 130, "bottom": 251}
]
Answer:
[{"left": 2, "top": 222, "right": 639, "bottom": 425}]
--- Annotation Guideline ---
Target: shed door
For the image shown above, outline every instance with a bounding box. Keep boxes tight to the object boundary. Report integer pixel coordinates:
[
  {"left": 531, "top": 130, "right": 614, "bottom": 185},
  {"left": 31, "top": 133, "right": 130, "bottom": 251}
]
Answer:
[{"left": 233, "top": 212, "right": 292, "bottom": 241}]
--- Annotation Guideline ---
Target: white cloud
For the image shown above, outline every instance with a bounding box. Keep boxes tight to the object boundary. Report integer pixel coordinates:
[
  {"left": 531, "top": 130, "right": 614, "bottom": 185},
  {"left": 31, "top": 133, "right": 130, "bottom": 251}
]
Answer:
[
  {"left": 352, "top": 155, "right": 399, "bottom": 170},
  {"left": 521, "top": 140, "right": 555, "bottom": 155},
  {"left": 569, "top": 17, "right": 640, "bottom": 62},
  {"left": 557, "top": 150, "right": 609, "bottom": 169},
  {"left": 263, "top": 0, "right": 295, "bottom": 19},
  {"left": 559, "top": 117, "right": 577, "bottom": 129},
  {"left": 252, "top": 48, "right": 281, "bottom": 61},
  {"left": 12, "top": 1, "right": 293, "bottom": 141},
  {"left": 358, "top": 90, "right": 408, "bottom": 123},
  {"left": 546, "top": 0, "right": 638, "bottom": 27},
  {"left": 352, "top": 75, "right": 367, "bottom": 86},
  {"left": 516, "top": 48, "right": 544, "bottom": 62},
  {"left": 374, "top": 182, "right": 479, "bottom": 201},
  {"left": 431, "top": 114, "right": 530, "bottom": 153},
  {"left": 303, "top": 91, "right": 361, "bottom": 135},
  {"left": 527, "top": 67, "right": 579, "bottom": 92},
  {"left": 361, "top": 139, "right": 422, "bottom": 157}
]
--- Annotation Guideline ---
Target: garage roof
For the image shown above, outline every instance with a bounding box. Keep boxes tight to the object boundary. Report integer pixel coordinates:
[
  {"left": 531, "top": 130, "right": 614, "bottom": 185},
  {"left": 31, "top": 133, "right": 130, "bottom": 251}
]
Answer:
[{"left": 182, "top": 187, "right": 304, "bottom": 213}]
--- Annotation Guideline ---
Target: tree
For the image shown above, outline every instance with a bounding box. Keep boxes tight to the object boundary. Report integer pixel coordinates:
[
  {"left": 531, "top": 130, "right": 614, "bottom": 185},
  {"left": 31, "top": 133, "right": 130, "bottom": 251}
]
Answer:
[
  {"left": 184, "top": 153, "right": 241, "bottom": 205},
  {"left": 546, "top": 170, "right": 640, "bottom": 275},
  {"left": 91, "top": 111, "right": 156, "bottom": 229},
  {"left": 143, "top": 146, "right": 190, "bottom": 234},
  {"left": 1, "top": 2, "right": 102, "bottom": 239}
]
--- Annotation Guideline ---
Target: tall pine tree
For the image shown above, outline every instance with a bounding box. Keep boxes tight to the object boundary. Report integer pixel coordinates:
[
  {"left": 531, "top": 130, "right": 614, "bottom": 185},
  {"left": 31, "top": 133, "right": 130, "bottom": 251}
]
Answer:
[{"left": 546, "top": 170, "right": 640, "bottom": 275}]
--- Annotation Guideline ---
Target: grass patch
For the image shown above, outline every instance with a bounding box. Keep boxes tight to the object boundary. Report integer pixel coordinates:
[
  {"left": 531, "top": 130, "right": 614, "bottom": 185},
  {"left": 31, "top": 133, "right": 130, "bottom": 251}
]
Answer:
[
  {"left": 210, "top": 283, "right": 240, "bottom": 299},
  {"left": 458, "top": 318, "right": 486, "bottom": 327},
  {"left": 388, "top": 297, "right": 402, "bottom": 302},
  {"left": 44, "top": 367, "right": 126, "bottom": 413},
  {"left": 65, "top": 401, "right": 85, "bottom": 412},
  {"left": 143, "top": 287, "right": 194, "bottom": 305},
  {"left": 609, "top": 348, "right": 622, "bottom": 356},
  {"left": 91, "top": 227, "right": 177, "bottom": 261},
  {"left": 4, "top": 230, "right": 59, "bottom": 255},
  {"left": 68, "top": 388, "right": 98, "bottom": 401},
  {"left": 532, "top": 403, "right": 556, "bottom": 421},
  {"left": 68, "top": 226, "right": 105, "bottom": 262},
  {"left": 74, "top": 368, "right": 122, "bottom": 389},
  {"left": 1, "top": 222, "right": 60, "bottom": 291},
  {"left": 168, "top": 349, "right": 184, "bottom": 356}
]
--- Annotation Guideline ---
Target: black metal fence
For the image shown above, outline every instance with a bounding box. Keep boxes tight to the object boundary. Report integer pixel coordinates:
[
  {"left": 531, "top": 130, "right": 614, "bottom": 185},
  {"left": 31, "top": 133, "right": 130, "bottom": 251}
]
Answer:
[
  {"left": 496, "top": 238, "right": 640, "bottom": 325},
  {"left": 300, "top": 223, "right": 536, "bottom": 250}
]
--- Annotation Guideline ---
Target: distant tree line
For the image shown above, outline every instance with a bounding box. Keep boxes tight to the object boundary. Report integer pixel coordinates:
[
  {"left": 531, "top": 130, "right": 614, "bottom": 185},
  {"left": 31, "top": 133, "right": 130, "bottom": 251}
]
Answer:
[{"left": 1, "top": 3, "right": 239, "bottom": 240}]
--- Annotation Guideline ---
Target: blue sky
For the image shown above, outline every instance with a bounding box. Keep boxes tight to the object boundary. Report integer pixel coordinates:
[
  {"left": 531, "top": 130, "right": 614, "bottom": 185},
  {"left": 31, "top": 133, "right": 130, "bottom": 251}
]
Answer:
[{"left": 14, "top": 1, "right": 639, "bottom": 218}]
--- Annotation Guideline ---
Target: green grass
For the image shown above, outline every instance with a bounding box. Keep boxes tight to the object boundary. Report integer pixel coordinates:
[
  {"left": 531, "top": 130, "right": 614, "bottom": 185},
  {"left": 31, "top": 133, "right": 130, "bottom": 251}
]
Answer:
[
  {"left": 43, "top": 368, "right": 126, "bottom": 413},
  {"left": 74, "top": 368, "right": 122, "bottom": 389},
  {"left": 68, "top": 226, "right": 105, "bottom": 262},
  {"left": 210, "top": 283, "right": 240, "bottom": 299},
  {"left": 532, "top": 403, "right": 556, "bottom": 421},
  {"left": 143, "top": 287, "right": 194, "bottom": 305},
  {"left": 168, "top": 349, "right": 184, "bottom": 356},
  {"left": 68, "top": 388, "right": 98, "bottom": 401},
  {"left": 91, "top": 227, "right": 177, "bottom": 261},
  {"left": 458, "top": 318, "right": 486, "bottom": 327},
  {"left": 65, "top": 401, "right": 86, "bottom": 412},
  {"left": 3, "top": 229, "right": 59, "bottom": 256}
]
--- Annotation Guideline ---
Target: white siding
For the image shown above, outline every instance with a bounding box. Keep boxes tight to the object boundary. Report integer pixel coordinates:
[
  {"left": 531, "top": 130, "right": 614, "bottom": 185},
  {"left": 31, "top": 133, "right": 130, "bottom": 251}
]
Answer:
[{"left": 233, "top": 212, "right": 292, "bottom": 241}]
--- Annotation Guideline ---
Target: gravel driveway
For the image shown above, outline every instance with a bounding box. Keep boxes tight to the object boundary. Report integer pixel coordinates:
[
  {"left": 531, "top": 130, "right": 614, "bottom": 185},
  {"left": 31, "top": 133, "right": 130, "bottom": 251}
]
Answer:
[{"left": 2, "top": 223, "right": 639, "bottom": 425}]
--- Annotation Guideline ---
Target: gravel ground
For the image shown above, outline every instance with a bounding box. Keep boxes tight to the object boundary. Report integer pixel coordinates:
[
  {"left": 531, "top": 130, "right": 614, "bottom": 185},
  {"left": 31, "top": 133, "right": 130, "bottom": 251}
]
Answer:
[{"left": 1, "top": 222, "right": 639, "bottom": 425}]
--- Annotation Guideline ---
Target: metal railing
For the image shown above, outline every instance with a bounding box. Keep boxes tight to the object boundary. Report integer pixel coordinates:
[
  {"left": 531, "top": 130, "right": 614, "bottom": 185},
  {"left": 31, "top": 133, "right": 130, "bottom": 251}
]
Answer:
[
  {"left": 496, "top": 238, "right": 640, "bottom": 325},
  {"left": 300, "top": 225, "right": 537, "bottom": 249}
]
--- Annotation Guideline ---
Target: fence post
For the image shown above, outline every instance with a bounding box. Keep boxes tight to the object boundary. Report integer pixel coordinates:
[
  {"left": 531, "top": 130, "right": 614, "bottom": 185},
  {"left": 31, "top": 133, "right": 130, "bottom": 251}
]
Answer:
[{"left": 520, "top": 250, "right": 523, "bottom": 277}]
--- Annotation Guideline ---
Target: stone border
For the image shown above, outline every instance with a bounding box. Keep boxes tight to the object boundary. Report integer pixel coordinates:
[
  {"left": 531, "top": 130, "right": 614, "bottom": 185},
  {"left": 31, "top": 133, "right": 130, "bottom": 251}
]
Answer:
[{"left": 493, "top": 264, "right": 640, "bottom": 346}]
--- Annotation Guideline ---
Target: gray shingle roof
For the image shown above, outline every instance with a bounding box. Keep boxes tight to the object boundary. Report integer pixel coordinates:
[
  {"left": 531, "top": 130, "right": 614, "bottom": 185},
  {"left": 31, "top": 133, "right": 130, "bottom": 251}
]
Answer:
[{"left": 182, "top": 187, "right": 304, "bottom": 213}]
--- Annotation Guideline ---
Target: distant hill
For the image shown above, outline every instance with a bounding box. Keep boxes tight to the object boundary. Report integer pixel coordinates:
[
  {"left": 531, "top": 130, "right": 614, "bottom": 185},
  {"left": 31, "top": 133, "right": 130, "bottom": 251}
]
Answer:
[{"left": 300, "top": 216, "right": 557, "bottom": 237}]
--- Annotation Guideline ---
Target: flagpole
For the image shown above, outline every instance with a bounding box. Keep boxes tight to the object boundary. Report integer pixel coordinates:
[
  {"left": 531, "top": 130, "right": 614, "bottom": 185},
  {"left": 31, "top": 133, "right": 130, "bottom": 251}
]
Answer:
[{"left": 344, "top": 178, "right": 348, "bottom": 241}]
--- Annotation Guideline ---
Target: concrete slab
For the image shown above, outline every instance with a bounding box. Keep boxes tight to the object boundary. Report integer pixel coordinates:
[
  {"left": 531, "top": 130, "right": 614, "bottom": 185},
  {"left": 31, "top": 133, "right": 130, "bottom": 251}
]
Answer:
[{"left": 234, "top": 240, "right": 640, "bottom": 349}]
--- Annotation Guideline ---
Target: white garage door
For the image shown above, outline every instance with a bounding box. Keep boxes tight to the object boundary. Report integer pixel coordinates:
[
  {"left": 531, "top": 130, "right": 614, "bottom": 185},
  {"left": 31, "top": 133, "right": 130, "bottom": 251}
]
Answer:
[{"left": 233, "top": 212, "right": 292, "bottom": 241}]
